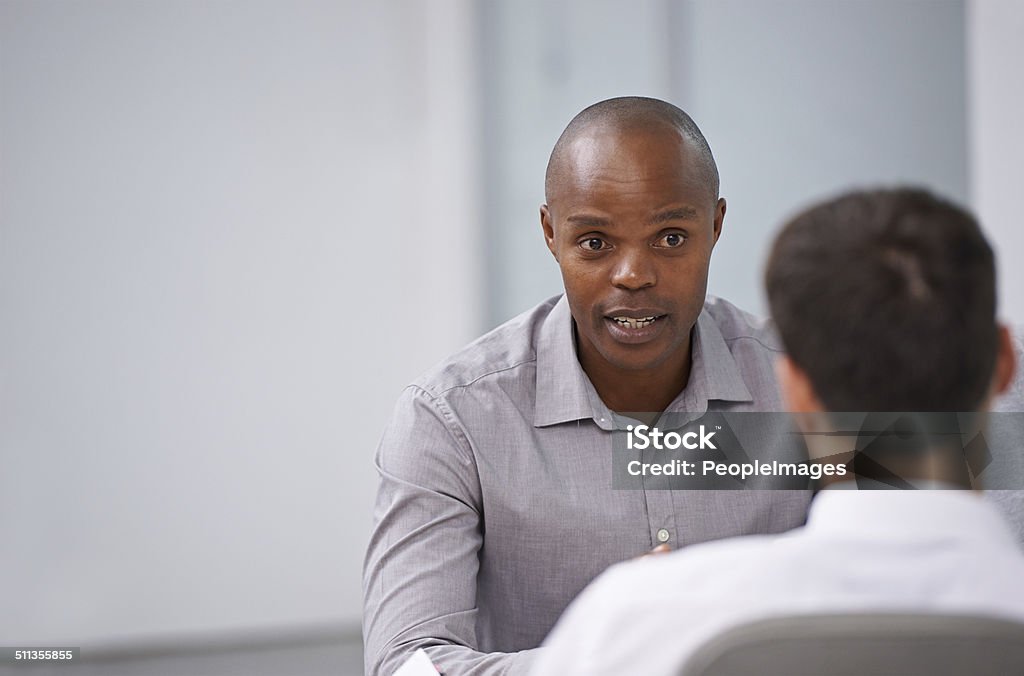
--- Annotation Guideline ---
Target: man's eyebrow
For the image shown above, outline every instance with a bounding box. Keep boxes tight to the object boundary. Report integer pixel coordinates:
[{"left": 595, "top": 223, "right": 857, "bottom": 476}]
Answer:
[
  {"left": 565, "top": 214, "right": 612, "bottom": 228},
  {"left": 651, "top": 207, "right": 699, "bottom": 224}
]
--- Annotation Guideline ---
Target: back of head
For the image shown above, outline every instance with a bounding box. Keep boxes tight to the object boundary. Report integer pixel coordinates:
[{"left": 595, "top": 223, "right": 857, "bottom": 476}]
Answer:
[{"left": 765, "top": 187, "right": 997, "bottom": 412}]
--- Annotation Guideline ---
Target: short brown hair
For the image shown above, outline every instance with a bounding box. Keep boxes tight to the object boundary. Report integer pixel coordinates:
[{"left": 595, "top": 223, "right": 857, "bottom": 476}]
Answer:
[{"left": 765, "top": 188, "right": 997, "bottom": 412}]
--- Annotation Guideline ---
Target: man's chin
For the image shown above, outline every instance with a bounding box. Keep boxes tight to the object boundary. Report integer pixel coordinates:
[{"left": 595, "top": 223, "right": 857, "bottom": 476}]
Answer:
[{"left": 594, "top": 343, "right": 676, "bottom": 374}]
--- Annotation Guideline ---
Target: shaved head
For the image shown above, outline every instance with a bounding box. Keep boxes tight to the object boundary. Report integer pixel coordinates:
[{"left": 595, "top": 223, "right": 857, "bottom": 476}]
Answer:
[{"left": 545, "top": 97, "right": 719, "bottom": 204}]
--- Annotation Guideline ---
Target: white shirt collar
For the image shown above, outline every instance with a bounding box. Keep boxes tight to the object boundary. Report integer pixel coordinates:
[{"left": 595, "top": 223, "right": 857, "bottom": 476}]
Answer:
[{"left": 807, "top": 489, "right": 1020, "bottom": 551}]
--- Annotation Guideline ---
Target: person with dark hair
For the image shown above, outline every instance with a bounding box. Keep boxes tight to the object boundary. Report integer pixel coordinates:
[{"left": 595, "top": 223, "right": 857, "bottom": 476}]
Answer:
[
  {"left": 362, "top": 97, "right": 811, "bottom": 675},
  {"left": 530, "top": 187, "right": 1024, "bottom": 676},
  {"left": 766, "top": 188, "right": 999, "bottom": 414}
]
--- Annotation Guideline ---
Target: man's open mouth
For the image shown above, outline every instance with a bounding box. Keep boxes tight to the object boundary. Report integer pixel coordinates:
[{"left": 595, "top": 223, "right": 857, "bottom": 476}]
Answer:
[{"left": 610, "top": 315, "right": 660, "bottom": 329}]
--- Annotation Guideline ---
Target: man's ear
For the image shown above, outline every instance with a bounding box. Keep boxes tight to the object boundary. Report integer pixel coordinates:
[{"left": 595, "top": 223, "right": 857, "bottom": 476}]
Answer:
[
  {"left": 992, "top": 324, "right": 1017, "bottom": 397},
  {"left": 541, "top": 205, "right": 558, "bottom": 261},
  {"left": 775, "top": 355, "right": 823, "bottom": 414},
  {"left": 712, "top": 197, "right": 726, "bottom": 247}
]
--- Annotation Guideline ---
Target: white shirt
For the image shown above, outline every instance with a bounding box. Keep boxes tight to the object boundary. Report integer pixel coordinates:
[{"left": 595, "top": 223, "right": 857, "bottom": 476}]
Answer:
[{"left": 530, "top": 490, "right": 1024, "bottom": 676}]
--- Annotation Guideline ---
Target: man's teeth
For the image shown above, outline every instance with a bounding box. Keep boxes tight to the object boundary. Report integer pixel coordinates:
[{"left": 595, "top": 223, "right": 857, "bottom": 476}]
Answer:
[{"left": 612, "top": 316, "right": 658, "bottom": 329}]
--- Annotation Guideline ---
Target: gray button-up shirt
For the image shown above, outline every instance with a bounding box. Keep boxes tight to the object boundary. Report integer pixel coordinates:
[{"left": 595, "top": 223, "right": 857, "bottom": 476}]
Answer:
[{"left": 363, "top": 295, "right": 812, "bottom": 676}]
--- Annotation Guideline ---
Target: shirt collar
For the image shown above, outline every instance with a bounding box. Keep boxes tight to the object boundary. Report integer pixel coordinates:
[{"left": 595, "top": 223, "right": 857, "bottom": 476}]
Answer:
[
  {"left": 806, "top": 489, "right": 1021, "bottom": 550},
  {"left": 670, "top": 307, "right": 755, "bottom": 413},
  {"left": 534, "top": 296, "right": 603, "bottom": 428},
  {"left": 534, "top": 295, "right": 754, "bottom": 428}
]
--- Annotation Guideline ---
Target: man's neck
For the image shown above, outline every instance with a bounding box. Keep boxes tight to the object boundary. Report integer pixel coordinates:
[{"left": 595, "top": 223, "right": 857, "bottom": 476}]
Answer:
[
  {"left": 815, "top": 446, "right": 978, "bottom": 491},
  {"left": 578, "top": 334, "right": 693, "bottom": 415}
]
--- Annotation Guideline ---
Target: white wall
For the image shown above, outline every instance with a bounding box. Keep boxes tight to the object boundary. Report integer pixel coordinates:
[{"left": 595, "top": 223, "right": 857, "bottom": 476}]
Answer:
[
  {"left": 968, "top": 0, "right": 1024, "bottom": 326},
  {"left": 680, "top": 0, "right": 968, "bottom": 316},
  {"left": 0, "top": 0, "right": 481, "bottom": 644},
  {"left": 483, "top": 0, "right": 968, "bottom": 322}
]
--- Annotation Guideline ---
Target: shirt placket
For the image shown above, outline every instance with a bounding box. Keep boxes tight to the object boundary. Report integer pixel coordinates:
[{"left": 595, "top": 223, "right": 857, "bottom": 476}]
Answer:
[{"left": 649, "top": 383, "right": 709, "bottom": 550}]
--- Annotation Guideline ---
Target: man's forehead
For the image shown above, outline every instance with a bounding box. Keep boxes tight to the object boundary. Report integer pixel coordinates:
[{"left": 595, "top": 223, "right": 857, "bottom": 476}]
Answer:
[
  {"left": 565, "top": 125, "right": 688, "bottom": 169},
  {"left": 550, "top": 125, "right": 705, "bottom": 200}
]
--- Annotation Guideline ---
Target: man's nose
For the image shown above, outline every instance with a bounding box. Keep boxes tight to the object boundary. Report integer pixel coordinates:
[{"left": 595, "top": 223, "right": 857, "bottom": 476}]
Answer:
[{"left": 610, "top": 248, "right": 656, "bottom": 290}]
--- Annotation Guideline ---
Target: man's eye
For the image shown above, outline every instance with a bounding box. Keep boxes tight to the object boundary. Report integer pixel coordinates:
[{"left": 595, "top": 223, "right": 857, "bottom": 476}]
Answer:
[
  {"left": 657, "top": 233, "right": 686, "bottom": 248},
  {"left": 580, "top": 237, "right": 608, "bottom": 251}
]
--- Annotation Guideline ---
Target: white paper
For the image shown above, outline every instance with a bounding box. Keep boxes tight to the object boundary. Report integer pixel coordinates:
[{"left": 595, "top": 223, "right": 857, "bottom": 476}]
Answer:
[{"left": 393, "top": 648, "right": 440, "bottom": 676}]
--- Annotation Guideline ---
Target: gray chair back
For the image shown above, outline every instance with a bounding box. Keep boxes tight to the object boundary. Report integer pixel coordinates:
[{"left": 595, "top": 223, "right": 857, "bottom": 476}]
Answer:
[{"left": 678, "top": 613, "right": 1024, "bottom": 676}]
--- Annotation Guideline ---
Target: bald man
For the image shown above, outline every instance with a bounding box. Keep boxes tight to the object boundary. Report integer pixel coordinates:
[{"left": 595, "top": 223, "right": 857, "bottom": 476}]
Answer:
[{"left": 362, "top": 97, "right": 811, "bottom": 676}]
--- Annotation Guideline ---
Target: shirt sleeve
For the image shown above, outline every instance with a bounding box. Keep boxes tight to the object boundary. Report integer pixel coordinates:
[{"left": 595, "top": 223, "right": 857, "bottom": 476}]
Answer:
[{"left": 363, "top": 385, "right": 538, "bottom": 676}]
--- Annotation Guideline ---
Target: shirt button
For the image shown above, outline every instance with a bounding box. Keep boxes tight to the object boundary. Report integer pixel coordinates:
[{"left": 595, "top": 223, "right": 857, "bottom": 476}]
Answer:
[{"left": 656, "top": 528, "right": 670, "bottom": 543}]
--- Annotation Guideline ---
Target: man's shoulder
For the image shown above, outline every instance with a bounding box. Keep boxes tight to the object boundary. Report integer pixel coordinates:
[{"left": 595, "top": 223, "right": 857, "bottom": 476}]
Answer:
[
  {"left": 703, "top": 295, "right": 784, "bottom": 353},
  {"left": 410, "top": 295, "right": 561, "bottom": 398}
]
